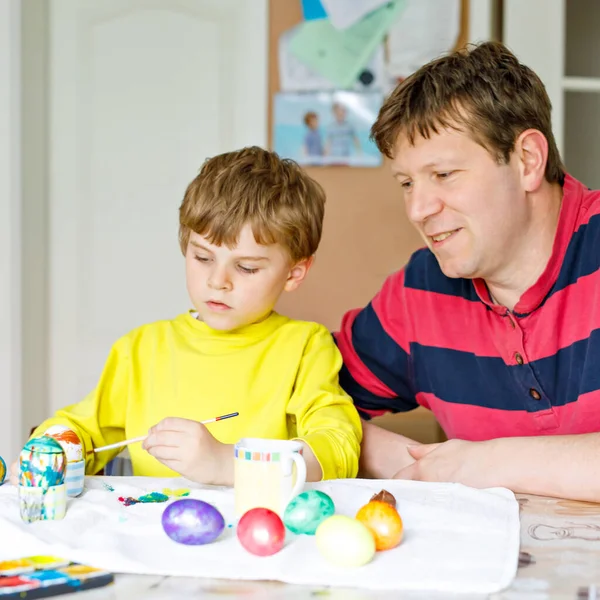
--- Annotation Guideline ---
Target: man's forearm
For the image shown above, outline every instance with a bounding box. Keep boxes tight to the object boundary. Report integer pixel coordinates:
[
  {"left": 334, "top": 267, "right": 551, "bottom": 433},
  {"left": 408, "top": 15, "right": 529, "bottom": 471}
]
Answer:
[
  {"left": 359, "top": 421, "right": 418, "bottom": 479},
  {"left": 490, "top": 433, "right": 600, "bottom": 502}
]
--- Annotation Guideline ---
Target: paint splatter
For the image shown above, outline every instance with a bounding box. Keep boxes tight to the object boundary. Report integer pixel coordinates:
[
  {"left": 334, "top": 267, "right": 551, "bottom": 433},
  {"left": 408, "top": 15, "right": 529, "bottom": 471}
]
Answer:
[
  {"left": 101, "top": 482, "right": 114, "bottom": 492},
  {"left": 118, "top": 492, "right": 169, "bottom": 507},
  {"left": 162, "top": 488, "right": 190, "bottom": 497}
]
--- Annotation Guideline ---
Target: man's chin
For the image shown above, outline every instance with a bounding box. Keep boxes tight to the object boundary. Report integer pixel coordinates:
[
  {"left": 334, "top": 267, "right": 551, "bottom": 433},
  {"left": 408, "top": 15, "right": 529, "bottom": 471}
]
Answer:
[{"left": 437, "top": 260, "right": 477, "bottom": 280}]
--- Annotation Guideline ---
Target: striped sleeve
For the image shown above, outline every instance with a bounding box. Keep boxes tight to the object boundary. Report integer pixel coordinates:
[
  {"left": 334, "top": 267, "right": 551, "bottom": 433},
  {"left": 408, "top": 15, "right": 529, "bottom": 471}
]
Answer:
[{"left": 335, "top": 269, "right": 418, "bottom": 419}]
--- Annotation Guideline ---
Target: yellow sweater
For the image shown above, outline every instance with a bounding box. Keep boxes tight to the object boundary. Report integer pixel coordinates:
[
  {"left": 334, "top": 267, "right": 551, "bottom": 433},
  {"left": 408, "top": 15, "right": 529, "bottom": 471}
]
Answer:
[{"left": 34, "top": 312, "right": 362, "bottom": 479}]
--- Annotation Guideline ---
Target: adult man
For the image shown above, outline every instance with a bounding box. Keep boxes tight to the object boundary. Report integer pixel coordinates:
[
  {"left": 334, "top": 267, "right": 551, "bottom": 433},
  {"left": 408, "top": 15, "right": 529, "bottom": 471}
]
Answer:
[{"left": 336, "top": 41, "right": 600, "bottom": 502}]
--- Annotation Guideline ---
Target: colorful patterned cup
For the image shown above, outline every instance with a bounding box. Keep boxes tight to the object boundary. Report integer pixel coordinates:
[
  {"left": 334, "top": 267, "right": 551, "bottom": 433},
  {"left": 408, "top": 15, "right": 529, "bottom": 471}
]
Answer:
[
  {"left": 234, "top": 438, "right": 307, "bottom": 517},
  {"left": 19, "top": 484, "right": 67, "bottom": 523}
]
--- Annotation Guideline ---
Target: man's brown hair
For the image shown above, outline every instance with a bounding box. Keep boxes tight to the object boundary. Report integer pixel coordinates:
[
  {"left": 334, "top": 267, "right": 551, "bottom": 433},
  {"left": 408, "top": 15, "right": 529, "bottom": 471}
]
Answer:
[
  {"left": 179, "top": 146, "right": 325, "bottom": 262},
  {"left": 371, "top": 41, "right": 565, "bottom": 184}
]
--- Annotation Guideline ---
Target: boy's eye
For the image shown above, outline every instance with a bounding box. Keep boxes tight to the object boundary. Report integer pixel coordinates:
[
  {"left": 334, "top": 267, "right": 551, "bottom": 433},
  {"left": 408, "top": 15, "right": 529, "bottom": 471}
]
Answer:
[
  {"left": 194, "top": 255, "right": 210, "bottom": 263},
  {"left": 400, "top": 180, "right": 413, "bottom": 190},
  {"left": 238, "top": 265, "right": 258, "bottom": 274},
  {"left": 437, "top": 171, "right": 455, "bottom": 180}
]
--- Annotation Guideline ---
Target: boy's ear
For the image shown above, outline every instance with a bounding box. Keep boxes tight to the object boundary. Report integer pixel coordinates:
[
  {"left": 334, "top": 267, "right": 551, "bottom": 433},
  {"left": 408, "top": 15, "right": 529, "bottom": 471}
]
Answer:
[{"left": 284, "top": 256, "right": 315, "bottom": 292}]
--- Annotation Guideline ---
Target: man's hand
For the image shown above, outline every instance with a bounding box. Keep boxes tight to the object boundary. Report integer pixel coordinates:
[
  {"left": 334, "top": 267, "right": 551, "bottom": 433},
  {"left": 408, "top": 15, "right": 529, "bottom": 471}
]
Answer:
[
  {"left": 8, "top": 460, "right": 18, "bottom": 486},
  {"left": 143, "top": 417, "right": 233, "bottom": 485},
  {"left": 392, "top": 439, "right": 497, "bottom": 488}
]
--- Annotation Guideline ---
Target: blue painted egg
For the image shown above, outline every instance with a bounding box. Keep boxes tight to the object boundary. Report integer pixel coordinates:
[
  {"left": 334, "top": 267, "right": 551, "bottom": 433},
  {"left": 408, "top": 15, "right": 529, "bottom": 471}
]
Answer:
[
  {"left": 162, "top": 499, "right": 225, "bottom": 545},
  {"left": 283, "top": 490, "right": 335, "bottom": 535},
  {"left": 19, "top": 436, "right": 66, "bottom": 488}
]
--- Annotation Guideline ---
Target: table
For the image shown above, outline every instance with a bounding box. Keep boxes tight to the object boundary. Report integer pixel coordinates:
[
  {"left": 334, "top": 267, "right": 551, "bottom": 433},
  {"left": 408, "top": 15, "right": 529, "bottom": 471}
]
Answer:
[{"left": 43, "top": 491, "right": 600, "bottom": 599}]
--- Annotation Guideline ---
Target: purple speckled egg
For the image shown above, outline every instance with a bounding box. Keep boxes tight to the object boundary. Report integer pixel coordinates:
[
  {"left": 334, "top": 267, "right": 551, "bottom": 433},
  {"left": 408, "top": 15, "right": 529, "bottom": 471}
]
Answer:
[{"left": 161, "top": 499, "right": 225, "bottom": 545}]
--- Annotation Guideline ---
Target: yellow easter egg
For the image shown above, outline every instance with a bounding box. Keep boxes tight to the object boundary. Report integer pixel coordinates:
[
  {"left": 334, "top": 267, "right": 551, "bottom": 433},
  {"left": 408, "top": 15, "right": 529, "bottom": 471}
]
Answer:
[{"left": 315, "top": 515, "right": 375, "bottom": 567}]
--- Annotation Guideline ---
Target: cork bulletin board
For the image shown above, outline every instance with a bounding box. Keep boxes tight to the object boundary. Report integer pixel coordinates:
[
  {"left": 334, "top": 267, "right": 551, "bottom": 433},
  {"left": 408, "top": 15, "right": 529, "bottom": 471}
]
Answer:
[
  {"left": 271, "top": 1, "right": 470, "bottom": 441},
  {"left": 272, "top": 0, "right": 470, "bottom": 331}
]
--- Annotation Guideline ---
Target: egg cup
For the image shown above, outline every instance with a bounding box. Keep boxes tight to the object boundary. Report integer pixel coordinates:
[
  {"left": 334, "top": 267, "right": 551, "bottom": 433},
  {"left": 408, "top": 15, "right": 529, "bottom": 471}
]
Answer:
[
  {"left": 64, "top": 459, "right": 85, "bottom": 497},
  {"left": 19, "top": 483, "right": 67, "bottom": 523}
]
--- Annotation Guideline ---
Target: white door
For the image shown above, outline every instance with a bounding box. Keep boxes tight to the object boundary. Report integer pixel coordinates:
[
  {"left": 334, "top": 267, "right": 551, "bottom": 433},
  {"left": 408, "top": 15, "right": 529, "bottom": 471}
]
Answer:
[{"left": 48, "top": 0, "right": 267, "bottom": 413}]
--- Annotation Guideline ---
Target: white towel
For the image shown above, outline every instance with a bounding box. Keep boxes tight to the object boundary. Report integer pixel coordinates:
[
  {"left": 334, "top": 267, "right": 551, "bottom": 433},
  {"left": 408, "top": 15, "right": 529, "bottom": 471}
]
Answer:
[{"left": 0, "top": 476, "right": 519, "bottom": 594}]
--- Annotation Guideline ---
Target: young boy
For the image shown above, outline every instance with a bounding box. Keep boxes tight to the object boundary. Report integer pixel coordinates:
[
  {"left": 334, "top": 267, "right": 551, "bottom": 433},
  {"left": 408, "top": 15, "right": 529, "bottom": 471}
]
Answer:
[
  {"left": 11, "top": 146, "right": 362, "bottom": 486},
  {"left": 302, "top": 111, "right": 324, "bottom": 159}
]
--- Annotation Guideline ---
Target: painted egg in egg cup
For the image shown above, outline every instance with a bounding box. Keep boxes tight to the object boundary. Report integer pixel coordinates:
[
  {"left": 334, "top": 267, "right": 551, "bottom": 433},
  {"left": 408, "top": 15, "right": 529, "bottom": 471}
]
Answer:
[
  {"left": 18, "top": 436, "right": 67, "bottom": 523},
  {"left": 43, "top": 426, "right": 85, "bottom": 497}
]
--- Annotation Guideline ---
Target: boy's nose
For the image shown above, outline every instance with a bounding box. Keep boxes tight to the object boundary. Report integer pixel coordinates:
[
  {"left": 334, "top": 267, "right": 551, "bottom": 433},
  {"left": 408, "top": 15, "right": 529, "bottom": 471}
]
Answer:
[{"left": 207, "top": 266, "right": 232, "bottom": 291}]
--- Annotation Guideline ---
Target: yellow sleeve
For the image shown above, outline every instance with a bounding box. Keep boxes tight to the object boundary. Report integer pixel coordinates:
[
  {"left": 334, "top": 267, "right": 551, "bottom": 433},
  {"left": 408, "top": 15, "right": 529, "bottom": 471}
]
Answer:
[
  {"left": 31, "top": 337, "right": 131, "bottom": 474},
  {"left": 288, "top": 325, "right": 362, "bottom": 480}
]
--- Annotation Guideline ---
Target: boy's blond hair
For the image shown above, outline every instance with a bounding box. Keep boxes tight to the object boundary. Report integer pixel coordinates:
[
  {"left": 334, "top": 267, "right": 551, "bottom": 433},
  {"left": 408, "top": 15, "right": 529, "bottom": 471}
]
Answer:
[
  {"left": 371, "top": 41, "right": 565, "bottom": 185},
  {"left": 179, "top": 146, "right": 326, "bottom": 262}
]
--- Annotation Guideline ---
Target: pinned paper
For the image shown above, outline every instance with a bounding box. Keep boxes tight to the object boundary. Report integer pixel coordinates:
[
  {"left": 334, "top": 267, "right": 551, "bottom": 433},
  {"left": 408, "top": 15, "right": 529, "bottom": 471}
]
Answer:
[
  {"left": 279, "top": 25, "right": 386, "bottom": 92},
  {"left": 387, "top": 0, "right": 460, "bottom": 78},
  {"left": 320, "top": 0, "right": 391, "bottom": 30},
  {"left": 301, "top": 0, "right": 327, "bottom": 21},
  {"left": 289, "top": 0, "right": 405, "bottom": 89}
]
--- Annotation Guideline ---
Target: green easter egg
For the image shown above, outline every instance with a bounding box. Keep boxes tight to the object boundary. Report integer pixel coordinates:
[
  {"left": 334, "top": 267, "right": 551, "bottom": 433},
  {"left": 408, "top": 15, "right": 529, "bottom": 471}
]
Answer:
[{"left": 283, "top": 490, "right": 335, "bottom": 535}]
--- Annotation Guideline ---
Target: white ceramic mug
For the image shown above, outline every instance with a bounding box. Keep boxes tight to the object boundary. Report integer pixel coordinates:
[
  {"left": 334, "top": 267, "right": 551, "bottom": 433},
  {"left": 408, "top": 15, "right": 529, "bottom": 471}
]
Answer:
[{"left": 234, "top": 438, "right": 307, "bottom": 517}]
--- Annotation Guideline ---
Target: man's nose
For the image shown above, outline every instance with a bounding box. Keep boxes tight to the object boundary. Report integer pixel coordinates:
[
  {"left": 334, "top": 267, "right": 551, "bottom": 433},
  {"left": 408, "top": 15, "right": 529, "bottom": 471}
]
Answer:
[{"left": 406, "top": 183, "right": 444, "bottom": 224}]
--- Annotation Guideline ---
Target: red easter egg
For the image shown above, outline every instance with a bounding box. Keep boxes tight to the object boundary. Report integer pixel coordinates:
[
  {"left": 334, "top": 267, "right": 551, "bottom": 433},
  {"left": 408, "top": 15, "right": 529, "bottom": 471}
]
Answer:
[
  {"left": 355, "top": 500, "right": 403, "bottom": 551},
  {"left": 237, "top": 508, "right": 285, "bottom": 556}
]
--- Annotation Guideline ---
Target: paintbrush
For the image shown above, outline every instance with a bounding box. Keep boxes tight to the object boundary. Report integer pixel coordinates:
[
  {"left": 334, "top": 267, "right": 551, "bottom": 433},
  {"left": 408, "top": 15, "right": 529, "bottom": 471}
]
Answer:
[{"left": 88, "top": 412, "right": 240, "bottom": 455}]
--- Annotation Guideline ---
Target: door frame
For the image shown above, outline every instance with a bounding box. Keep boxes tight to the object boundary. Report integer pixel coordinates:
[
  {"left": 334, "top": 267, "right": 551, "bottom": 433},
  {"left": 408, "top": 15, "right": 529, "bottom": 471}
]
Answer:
[{"left": 0, "top": 0, "right": 22, "bottom": 459}]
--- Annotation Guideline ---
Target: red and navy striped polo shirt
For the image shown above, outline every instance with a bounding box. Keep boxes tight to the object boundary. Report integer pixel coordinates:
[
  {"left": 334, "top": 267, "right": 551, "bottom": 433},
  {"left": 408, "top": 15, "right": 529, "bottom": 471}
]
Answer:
[{"left": 336, "top": 174, "right": 600, "bottom": 441}]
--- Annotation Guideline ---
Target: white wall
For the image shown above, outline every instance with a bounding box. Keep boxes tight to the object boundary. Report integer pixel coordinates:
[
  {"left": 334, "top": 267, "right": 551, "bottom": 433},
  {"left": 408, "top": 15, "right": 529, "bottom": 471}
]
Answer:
[{"left": 0, "top": 0, "right": 22, "bottom": 461}]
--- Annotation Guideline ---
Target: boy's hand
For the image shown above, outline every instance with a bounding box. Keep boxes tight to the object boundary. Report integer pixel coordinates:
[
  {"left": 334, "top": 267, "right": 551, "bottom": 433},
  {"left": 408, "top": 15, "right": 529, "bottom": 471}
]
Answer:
[
  {"left": 143, "top": 417, "right": 234, "bottom": 485},
  {"left": 9, "top": 460, "right": 19, "bottom": 486}
]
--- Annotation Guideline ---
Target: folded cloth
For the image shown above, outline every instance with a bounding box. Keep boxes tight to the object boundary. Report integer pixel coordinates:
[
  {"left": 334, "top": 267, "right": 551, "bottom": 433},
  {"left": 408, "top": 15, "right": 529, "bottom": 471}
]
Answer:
[{"left": 0, "top": 476, "right": 519, "bottom": 594}]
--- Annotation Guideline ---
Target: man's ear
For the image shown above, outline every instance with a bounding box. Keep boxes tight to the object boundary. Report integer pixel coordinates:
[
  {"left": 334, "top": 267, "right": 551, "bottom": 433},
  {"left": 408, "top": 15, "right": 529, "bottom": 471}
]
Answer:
[
  {"left": 284, "top": 256, "right": 315, "bottom": 292},
  {"left": 515, "top": 128, "right": 548, "bottom": 192}
]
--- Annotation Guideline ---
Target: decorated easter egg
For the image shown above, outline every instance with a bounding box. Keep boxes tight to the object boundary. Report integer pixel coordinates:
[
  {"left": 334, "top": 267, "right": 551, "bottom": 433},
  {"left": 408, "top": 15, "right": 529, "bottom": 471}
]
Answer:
[
  {"left": 19, "top": 437, "right": 66, "bottom": 488},
  {"left": 162, "top": 499, "right": 225, "bottom": 545},
  {"left": 237, "top": 508, "right": 285, "bottom": 556},
  {"left": 0, "top": 456, "right": 6, "bottom": 486},
  {"left": 283, "top": 490, "right": 335, "bottom": 535},
  {"left": 43, "top": 425, "right": 83, "bottom": 462},
  {"left": 315, "top": 515, "right": 375, "bottom": 567},
  {"left": 356, "top": 500, "right": 403, "bottom": 551}
]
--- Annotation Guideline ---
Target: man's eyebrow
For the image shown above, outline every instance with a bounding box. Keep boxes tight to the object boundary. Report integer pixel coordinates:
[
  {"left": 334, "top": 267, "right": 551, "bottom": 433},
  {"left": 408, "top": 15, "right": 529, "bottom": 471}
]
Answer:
[{"left": 392, "top": 160, "right": 455, "bottom": 178}]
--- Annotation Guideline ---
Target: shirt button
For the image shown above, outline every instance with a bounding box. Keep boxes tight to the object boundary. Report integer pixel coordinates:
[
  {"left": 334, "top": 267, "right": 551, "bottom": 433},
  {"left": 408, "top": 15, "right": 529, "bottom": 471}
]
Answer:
[
  {"left": 515, "top": 352, "right": 524, "bottom": 365},
  {"left": 529, "top": 388, "right": 541, "bottom": 400}
]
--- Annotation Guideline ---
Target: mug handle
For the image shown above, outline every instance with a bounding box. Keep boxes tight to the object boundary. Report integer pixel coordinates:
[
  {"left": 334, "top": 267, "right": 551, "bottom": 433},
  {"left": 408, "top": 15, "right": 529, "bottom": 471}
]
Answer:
[{"left": 287, "top": 452, "right": 307, "bottom": 503}]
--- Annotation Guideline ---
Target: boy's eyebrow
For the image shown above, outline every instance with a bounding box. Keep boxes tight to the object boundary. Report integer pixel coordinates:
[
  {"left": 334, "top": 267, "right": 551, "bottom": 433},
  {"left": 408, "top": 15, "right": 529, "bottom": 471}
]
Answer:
[{"left": 190, "top": 240, "right": 269, "bottom": 261}]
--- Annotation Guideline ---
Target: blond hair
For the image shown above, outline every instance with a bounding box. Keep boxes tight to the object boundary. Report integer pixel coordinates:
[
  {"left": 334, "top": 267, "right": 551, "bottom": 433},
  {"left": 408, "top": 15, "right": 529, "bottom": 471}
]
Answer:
[
  {"left": 179, "top": 146, "right": 326, "bottom": 262},
  {"left": 371, "top": 41, "right": 564, "bottom": 184}
]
